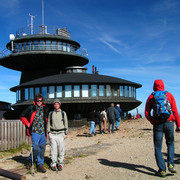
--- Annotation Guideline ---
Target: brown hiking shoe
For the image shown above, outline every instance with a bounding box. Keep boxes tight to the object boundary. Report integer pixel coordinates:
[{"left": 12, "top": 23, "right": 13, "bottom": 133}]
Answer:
[{"left": 37, "top": 164, "right": 46, "bottom": 173}]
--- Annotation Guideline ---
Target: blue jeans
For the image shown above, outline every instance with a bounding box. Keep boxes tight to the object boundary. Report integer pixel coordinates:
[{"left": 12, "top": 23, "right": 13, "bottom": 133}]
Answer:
[
  {"left": 108, "top": 119, "right": 115, "bottom": 132},
  {"left": 28, "top": 133, "right": 46, "bottom": 166},
  {"left": 115, "top": 117, "right": 121, "bottom": 129},
  {"left": 153, "top": 121, "right": 174, "bottom": 171},
  {"left": 89, "top": 121, "right": 96, "bottom": 134}
]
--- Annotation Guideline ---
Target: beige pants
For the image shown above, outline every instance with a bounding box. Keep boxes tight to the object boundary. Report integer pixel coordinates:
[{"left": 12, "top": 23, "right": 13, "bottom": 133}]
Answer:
[{"left": 49, "top": 133, "right": 65, "bottom": 166}]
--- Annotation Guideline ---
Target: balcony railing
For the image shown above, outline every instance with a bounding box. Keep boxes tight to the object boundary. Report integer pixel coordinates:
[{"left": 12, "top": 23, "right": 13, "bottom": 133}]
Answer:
[{"left": 15, "top": 25, "right": 70, "bottom": 39}]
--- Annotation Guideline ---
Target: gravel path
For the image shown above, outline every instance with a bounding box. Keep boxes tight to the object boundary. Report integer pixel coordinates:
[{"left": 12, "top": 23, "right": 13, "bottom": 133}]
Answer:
[{"left": 1, "top": 118, "right": 180, "bottom": 180}]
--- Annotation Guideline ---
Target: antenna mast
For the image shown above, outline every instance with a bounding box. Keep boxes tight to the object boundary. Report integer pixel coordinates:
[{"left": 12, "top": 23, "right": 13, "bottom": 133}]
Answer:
[
  {"left": 29, "top": 13, "right": 35, "bottom": 35},
  {"left": 42, "top": 0, "right": 44, "bottom": 26}
]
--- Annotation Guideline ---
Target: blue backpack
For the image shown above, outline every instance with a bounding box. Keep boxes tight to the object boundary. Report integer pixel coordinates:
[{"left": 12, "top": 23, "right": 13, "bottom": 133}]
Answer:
[{"left": 152, "top": 91, "right": 172, "bottom": 120}]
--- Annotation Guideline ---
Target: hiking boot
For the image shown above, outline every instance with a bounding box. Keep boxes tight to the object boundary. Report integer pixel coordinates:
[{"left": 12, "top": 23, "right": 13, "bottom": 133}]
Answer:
[
  {"left": 57, "top": 164, "right": 63, "bottom": 171},
  {"left": 37, "top": 164, "right": 46, "bottom": 173},
  {"left": 168, "top": 164, "right": 177, "bottom": 173},
  {"left": 26, "top": 161, "right": 32, "bottom": 170},
  {"left": 157, "top": 170, "right": 166, "bottom": 177},
  {"left": 89, "top": 134, "right": 93, "bottom": 137}
]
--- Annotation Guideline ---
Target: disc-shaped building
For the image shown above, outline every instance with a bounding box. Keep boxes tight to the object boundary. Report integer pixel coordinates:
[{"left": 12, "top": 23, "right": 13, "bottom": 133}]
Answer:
[{"left": 0, "top": 25, "right": 142, "bottom": 125}]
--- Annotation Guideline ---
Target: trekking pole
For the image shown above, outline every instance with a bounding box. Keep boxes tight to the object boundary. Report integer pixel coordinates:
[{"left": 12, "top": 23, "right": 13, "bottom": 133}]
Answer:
[{"left": 31, "top": 142, "right": 34, "bottom": 176}]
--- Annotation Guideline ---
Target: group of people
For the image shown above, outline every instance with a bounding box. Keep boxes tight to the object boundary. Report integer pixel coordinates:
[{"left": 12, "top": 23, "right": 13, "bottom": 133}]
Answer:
[
  {"left": 87, "top": 103, "right": 122, "bottom": 136},
  {"left": 20, "top": 94, "right": 68, "bottom": 173},
  {"left": 19, "top": 79, "right": 180, "bottom": 178}
]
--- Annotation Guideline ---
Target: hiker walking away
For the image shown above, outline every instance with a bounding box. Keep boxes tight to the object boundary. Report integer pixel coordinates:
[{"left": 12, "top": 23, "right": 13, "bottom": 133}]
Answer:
[
  {"left": 101, "top": 108, "right": 107, "bottom": 133},
  {"left": 19, "top": 94, "right": 49, "bottom": 173},
  {"left": 87, "top": 108, "right": 96, "bottom": 137},
  {"left": 115, "top": 104, "right": 122, "bottom": 130},
  {"left": 145, "top": 79, "right": 180, "bottom": 177},
  {"left": 96, "top": 109, "right": 103, "bottom": 134},
  {"left": 107, "top": 103, "right": 117, "bottom": 133},
  {"left": 47, "top": 99, "right": 68, "bottom": 171}
]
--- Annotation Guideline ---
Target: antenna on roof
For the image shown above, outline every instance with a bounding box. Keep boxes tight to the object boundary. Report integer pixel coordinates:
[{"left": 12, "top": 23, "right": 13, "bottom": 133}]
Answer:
[
  {"left": 29, "top": 13, "right": 35, "bottom": 35},
  {"left": 42, "top": 0, "right": 44, "bottom": 26}
]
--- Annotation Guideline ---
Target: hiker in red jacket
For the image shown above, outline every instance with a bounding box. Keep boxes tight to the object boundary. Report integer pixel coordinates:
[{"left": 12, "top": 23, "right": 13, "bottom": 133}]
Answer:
[
  {"left": 145, "top": 79, "right": 180, "bottom": 177},
  {"left": 20, "top": 94, "right": 49, "bottom": 173}
]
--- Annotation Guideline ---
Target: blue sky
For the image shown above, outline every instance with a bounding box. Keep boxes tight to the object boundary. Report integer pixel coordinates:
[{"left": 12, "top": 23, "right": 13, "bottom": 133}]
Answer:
[{"left": 0, "top": 0, "right": 180, "bottom": 116}]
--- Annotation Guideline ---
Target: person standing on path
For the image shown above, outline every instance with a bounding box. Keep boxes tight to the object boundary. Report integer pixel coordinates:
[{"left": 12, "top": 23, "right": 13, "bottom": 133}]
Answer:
[
  {"left": 87, "top": 108, "right": 97, "bottom": 136},
  {"left": 107, "top": 103, "right": 117, "bottom": 133},
  {"left": 101, "top": 108, "right": 108, "bottom": 133},
  {"left": 145, "top": 79, "right": 180, "bottom": 177},
  {"left": 20, "top": 94, "right": 49, "bottom": 173},
  {"left": 47, "top": 99, "right": 68, "bottom": 171},
  {"left": 115, "top": 104, "right": 122, "bottom": 130}
]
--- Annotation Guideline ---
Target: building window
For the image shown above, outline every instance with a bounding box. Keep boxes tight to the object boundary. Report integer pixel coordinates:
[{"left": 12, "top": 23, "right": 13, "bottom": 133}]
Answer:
[
  {"left": 114, "top": 85, "right": 118, "bottom": 96},
  {"left": 63, "top": 43, "right": 66, "bottom": 51},
  {"left": 120, "top": 86, "right": 124, "bottom": 96},
  {"left": 91, "top": 85, "right": 97, "bottom": 97},
  {"left": 57, "top": 86, "right": 62, "bottom": 97},
  {"left": 33, "top": 40, "right": 38, "bottom": 50},
  {"left": 82, "top": 85, "right": 89, "bottom": 97},
  {"left": 58, "top": 42, "right": 62, "bottom": 50},
  {"left": 25, "top": 88, "right": 28, "bottom": 100},
  {"left": 35, "top": 87, "right": 40, "bottom": 95},
  {"left": 41, "top": 86, "right": 47, "bottom": 98},
  {"left": 29, "top": 88, "right": 34, "bottom": 99},
  {"left": 49, "top": 86, "right": 55, "bottom": 98},
  {"left": 65, "top": 85, "right": 72, "bottom": 97},
  {"left": 40, "top": 40, "right": 45, "bottom": 50},
  {"left": 16, "top": 90, "right": 21, "bottom": 102},
  {"left": 46, "top": 40, "right": 51, "bottom": 50},
  {"left": 125, "top": 86, "right": 128, "bottom": 97},
  {"left": 106, "top": 85, "right": 112, "bottom": 96},
  {"left": 74, "top": 113, "right": 81, "bottom": 120},
  {"left": 52, "top": 41, "right": 57, "bottom": 50},
  {"left": 99, "top": 85, "right": 105, "bottom": 96},
  {"left": 74, "top": 85, "right": 80, "bottom": 97},
  {"left": 67, "top": 44, "right": 70, "bottom": 52}
]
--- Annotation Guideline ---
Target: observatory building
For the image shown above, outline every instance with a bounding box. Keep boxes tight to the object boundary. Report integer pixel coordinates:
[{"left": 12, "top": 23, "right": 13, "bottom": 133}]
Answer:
[{"left": 0, "top": 25, "right": 142, "bottom": 125}]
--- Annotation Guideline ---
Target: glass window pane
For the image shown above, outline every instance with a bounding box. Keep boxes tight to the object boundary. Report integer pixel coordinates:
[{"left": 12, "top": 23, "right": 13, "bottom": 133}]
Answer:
[
  {"left": 82, "top": 85, "right": 88, "bottom": 97},
  {"left": 46, "top": 40, "right": 51, "bottom": 50},
  {"left": 40, "top": 40, "right": 45, "bottom": 50},
  {"left": 67, "top": 44, "right": 70, "bottom": 52},
  {"left": 74, "top": 85, "right": 80, "bottom": 97},
  {"left": 57, "top": 86, "right": 62, "bottom": 97},
  {"left": 33, "top": 41, "right": 38, "bottom": 50},
  {"left": 106, "top": 85, "right": 112, "bottom": 96},
  {"left": 65, "top": 85, "right": 72, "bottom": 97},
  {"left": 49, "top": 86, "right": 55, "bottom": 98},
  {"left": 25, "top": 88, "right": 28, "bottom": 100},
  {"left": 52, "top": 41, "right": 57, "bottom": 50},
  {"left": 19, "top": 90, "right": 21, "bottom": 100},
  {"left": 58, "top": 42, "right": 62, "bottom": 50},
  {"left": 35, "top": 87, "right": 40, "bottom": 95},
  {"left": 16, "top": 90, "right": 19, "bottom": 102},
  {"left": 125, "top": 86, "right": 128, "bottom": 97},
  {"left": 99, "top": 85, "right": 104, "bottom": 96},
  {"left": 91, "top": 85, "right": 97, "bottom": 97},
  {"left": 114, "top": 86, "right": 118, "bottom": 96},
  {"left": 120, "top": 86, "right": 124, "bottom": 96},
  {"left": 41, "top": 86, "right": 47, "bottom": 98},
  {"left": 63, "top": 43, "right": 66, "bottom": 51},
  {"left": 29, "top": 88, "right": 34, "bottom": 99}
]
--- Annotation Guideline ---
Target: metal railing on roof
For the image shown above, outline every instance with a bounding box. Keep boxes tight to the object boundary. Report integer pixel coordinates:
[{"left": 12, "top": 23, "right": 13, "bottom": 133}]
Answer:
[{"left": 15, "top": 25, "right": 71, "bottom": 39}]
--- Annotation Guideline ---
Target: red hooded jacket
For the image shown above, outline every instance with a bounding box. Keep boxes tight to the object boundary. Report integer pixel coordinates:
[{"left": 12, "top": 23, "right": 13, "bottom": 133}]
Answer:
[{"left": 145, "top": 79, "right": 180, "bottom": 127}]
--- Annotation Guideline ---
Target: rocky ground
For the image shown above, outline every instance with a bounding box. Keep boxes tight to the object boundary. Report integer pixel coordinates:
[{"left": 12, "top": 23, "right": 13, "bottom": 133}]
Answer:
[{"left": 0, "top": 118, "right": 180, "bottom": 180}]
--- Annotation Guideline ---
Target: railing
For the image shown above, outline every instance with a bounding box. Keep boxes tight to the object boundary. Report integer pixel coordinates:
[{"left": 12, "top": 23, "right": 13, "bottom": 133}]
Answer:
[
  {"left": 15, "top": 25, "right": 70, "bottom": 39},
  {"left": 0, "top": 120, "right": 31, "bottom": 151}
]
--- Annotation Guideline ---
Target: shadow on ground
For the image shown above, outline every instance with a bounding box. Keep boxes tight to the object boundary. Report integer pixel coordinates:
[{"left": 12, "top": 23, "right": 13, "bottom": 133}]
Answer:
[{"left": 98, "top": 158, "right": 158, "bottom": 177}]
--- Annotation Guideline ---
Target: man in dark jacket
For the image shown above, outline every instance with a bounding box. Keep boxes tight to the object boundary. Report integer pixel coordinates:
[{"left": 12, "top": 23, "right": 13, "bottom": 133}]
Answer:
[
  {"left": 145, "top": 79, "right": 180, "bottom": 177},
  {"left": 20, "top": 94, "right": 49, "bottom": 173},
  {"left": 107, "top": 103, "right": 117, "bottom": 133}
]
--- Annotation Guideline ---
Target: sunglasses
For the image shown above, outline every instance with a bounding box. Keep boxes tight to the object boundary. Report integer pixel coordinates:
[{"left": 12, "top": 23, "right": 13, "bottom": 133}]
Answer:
[{"left": 36, "top": 100, "right": 43, "bottom": 102}]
